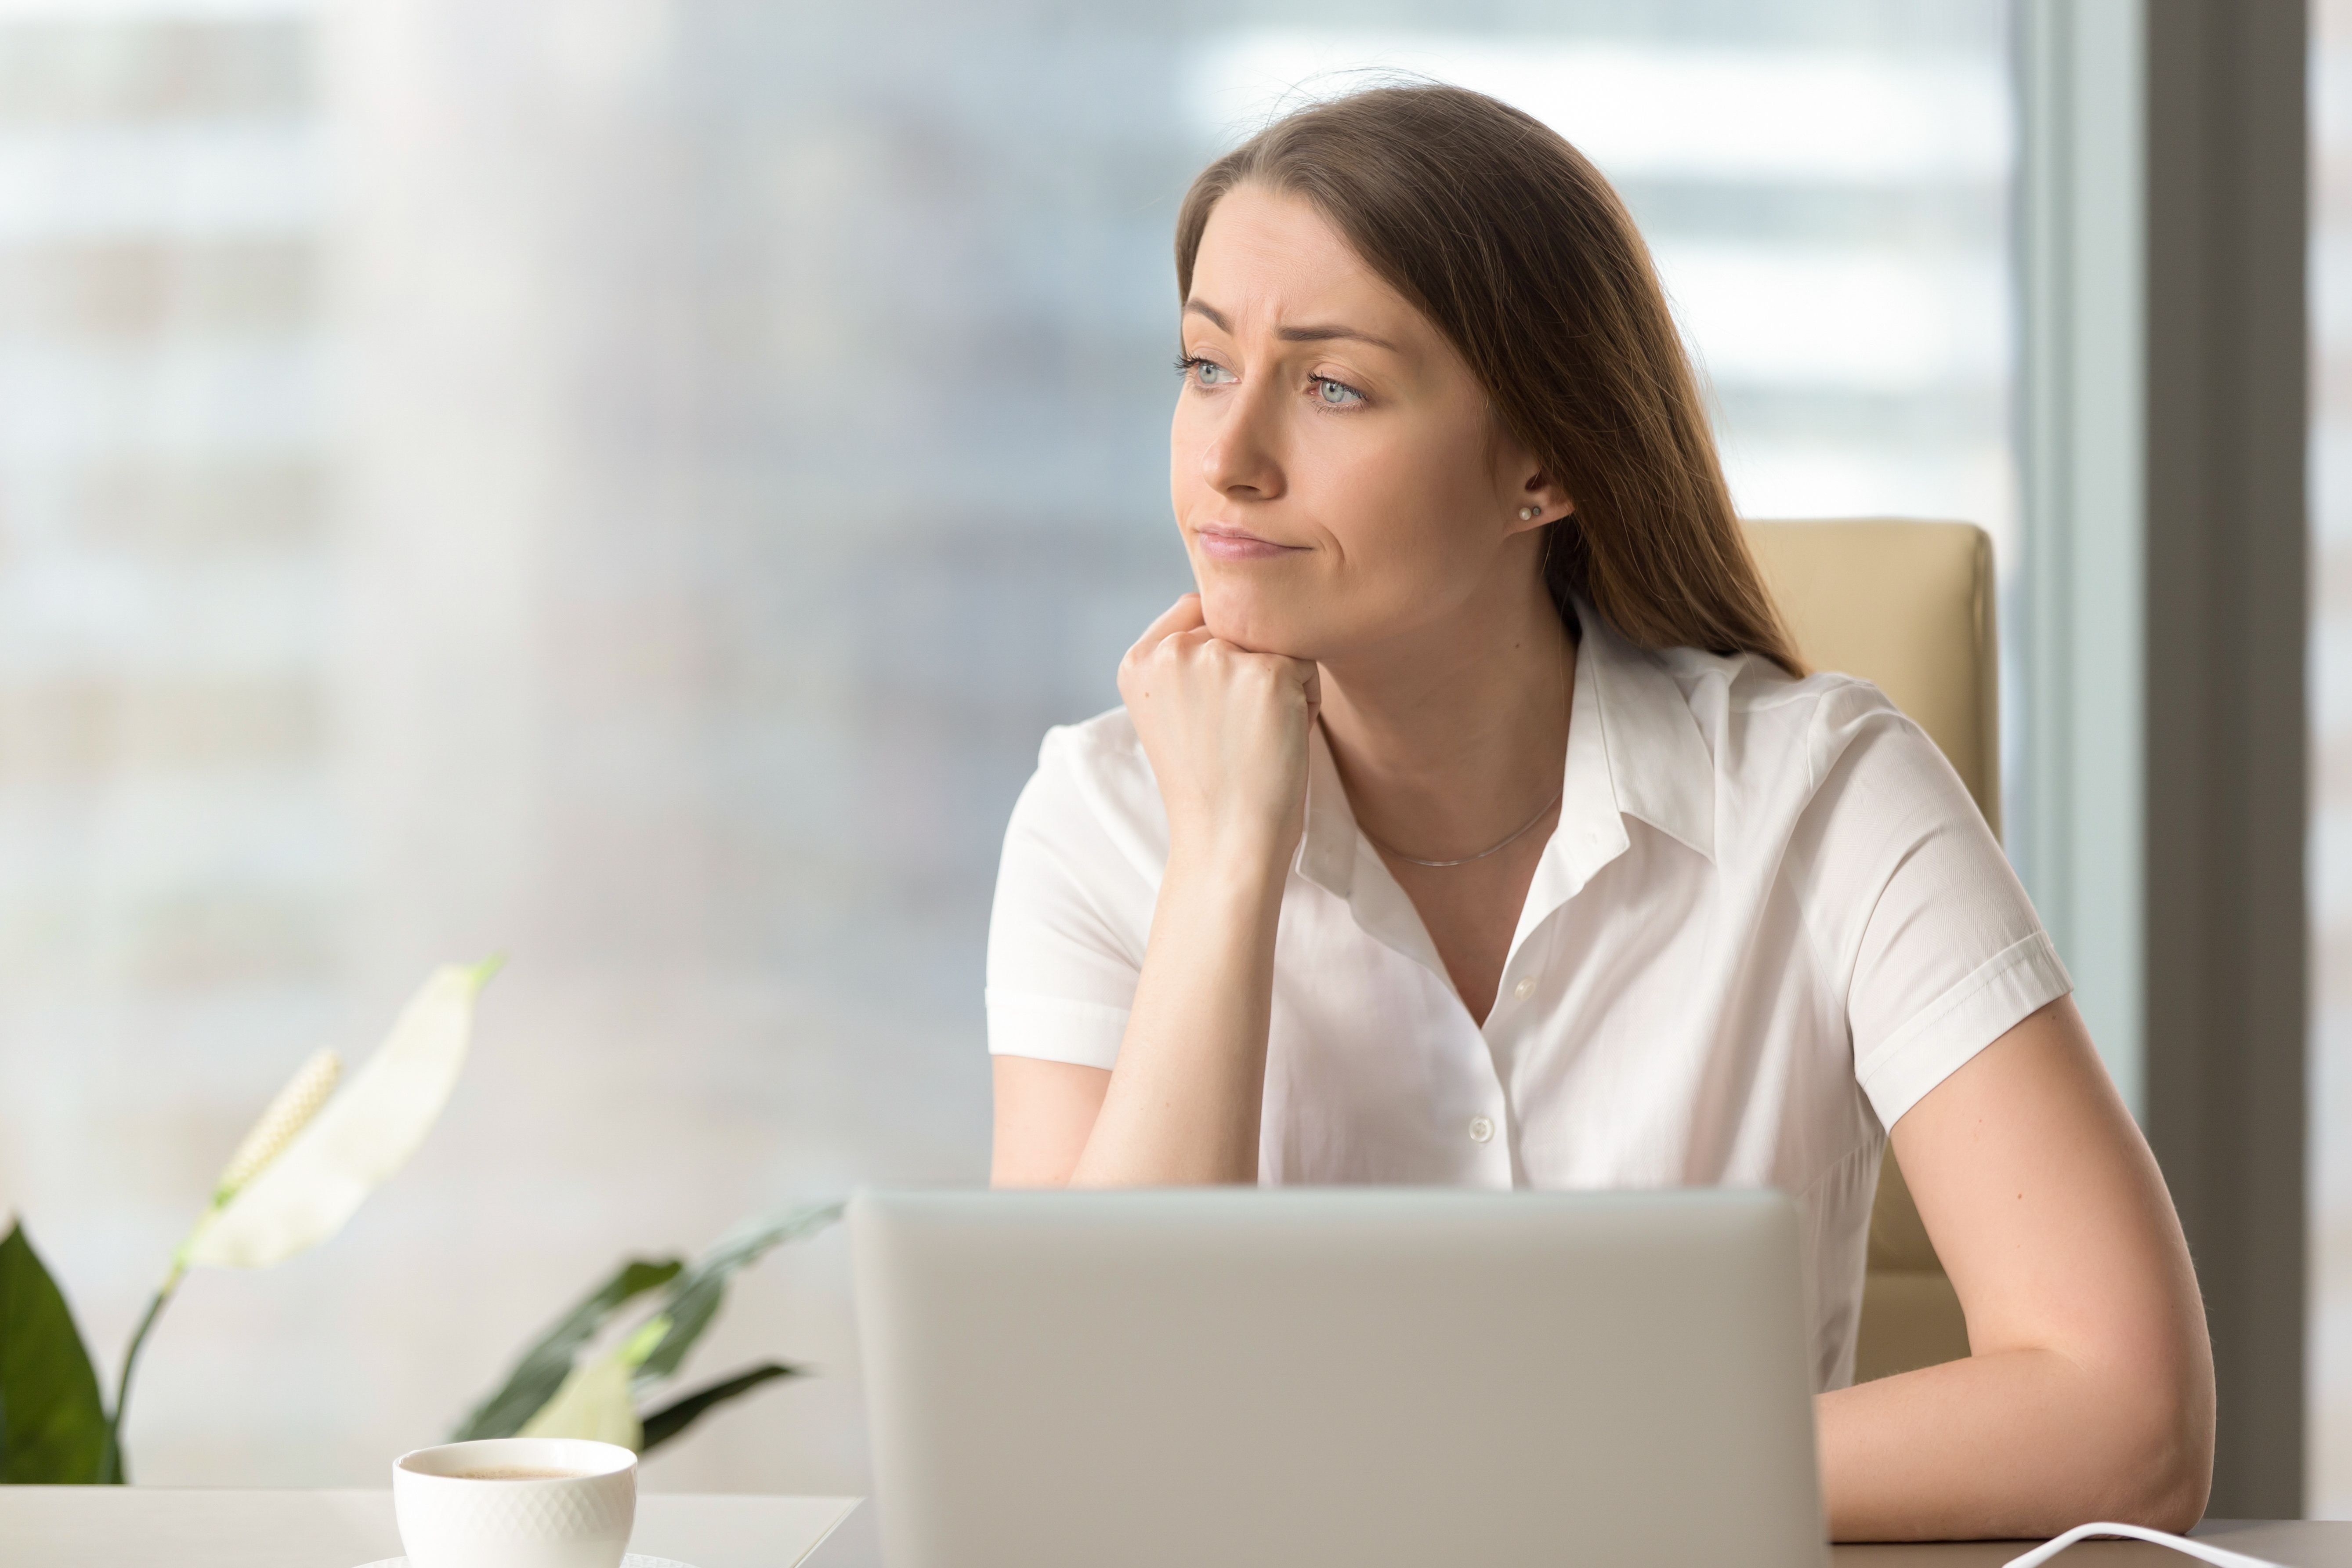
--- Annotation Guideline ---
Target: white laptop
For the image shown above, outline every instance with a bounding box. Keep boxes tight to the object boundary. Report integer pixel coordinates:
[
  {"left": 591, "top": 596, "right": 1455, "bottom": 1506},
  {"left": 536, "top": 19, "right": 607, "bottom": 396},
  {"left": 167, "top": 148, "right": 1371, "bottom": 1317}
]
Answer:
[{"left": 849, "top": 1187, "right": 1827, "bottom": 1568}]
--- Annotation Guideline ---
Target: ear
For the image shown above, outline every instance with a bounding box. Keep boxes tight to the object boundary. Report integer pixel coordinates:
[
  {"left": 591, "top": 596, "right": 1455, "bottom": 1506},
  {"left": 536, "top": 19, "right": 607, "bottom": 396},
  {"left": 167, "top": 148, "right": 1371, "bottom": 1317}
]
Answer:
[{"left": 1504, "top": 466, "right": 1575, "bottom": 537}]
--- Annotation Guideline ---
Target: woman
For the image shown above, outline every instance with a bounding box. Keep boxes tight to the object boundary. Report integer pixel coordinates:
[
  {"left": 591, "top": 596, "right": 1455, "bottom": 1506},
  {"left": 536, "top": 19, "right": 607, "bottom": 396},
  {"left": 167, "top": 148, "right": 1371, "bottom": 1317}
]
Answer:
[{"left": 985, "top": 84, "right": 2212, "bottom": 1540}]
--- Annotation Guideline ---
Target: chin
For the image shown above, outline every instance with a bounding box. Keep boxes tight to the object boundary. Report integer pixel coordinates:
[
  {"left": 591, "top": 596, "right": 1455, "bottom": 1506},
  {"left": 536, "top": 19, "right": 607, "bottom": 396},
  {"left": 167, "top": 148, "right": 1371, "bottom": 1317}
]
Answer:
[{"left": 1198, "top": 582, "right": 1325, "bottom": 659}]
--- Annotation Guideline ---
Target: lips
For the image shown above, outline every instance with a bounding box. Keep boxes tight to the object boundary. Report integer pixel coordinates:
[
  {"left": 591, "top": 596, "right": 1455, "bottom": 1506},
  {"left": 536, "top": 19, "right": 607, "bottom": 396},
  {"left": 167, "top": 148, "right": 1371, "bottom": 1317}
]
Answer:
[{"left": 1193, "top": 524, "right": 1306, "bottom": 562}]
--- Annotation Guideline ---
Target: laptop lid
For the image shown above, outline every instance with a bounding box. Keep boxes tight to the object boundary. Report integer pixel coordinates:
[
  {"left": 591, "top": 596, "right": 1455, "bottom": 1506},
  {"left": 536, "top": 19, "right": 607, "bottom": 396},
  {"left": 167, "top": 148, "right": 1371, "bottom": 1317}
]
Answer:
[{"left": 850, "top": 1187, "right": 1826, "bottom": 1568}]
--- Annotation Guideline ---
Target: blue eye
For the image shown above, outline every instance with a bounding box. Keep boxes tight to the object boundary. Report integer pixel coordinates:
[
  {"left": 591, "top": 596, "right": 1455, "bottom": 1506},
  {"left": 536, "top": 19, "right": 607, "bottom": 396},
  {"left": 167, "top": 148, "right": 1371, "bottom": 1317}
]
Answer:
[
  {"left": 1176, "top": 355, "right": 1234, "bottom": 387},
  {"left": 1314, "top": 376, "right": 1365, "bottom": 407}
]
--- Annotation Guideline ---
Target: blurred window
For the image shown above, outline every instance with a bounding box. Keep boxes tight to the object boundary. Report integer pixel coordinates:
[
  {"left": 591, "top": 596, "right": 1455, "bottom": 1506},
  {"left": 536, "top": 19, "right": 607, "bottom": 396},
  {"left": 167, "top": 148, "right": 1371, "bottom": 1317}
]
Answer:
[{"left": 0, "top": 0, "right": 2012, "bottom": 1490}]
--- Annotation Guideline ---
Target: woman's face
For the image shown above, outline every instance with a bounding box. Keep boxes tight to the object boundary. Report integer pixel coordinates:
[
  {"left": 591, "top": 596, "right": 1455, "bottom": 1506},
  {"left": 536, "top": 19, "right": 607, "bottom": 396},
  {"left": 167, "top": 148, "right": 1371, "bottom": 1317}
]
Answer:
[{"left": 1171, "top": 182, "right": 1562, "bottom": 661}]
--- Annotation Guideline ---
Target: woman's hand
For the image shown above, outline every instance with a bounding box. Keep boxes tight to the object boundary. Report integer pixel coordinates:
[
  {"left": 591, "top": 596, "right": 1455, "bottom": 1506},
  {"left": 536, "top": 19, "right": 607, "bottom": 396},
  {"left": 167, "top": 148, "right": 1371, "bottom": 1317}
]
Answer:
[
  {"left": 1118, "top": 594, "right": 1321, "bottom": 870},
  {"left": 991, "top": 595, "right": 1316, "bottom": 1189}
]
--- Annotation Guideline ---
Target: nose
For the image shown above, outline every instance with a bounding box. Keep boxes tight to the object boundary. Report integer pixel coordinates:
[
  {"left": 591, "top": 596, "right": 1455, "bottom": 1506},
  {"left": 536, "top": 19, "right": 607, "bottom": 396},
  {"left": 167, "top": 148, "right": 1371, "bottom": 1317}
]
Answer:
[{"left": 1199, "top": 379, "right": 1286, "bottom": 500}]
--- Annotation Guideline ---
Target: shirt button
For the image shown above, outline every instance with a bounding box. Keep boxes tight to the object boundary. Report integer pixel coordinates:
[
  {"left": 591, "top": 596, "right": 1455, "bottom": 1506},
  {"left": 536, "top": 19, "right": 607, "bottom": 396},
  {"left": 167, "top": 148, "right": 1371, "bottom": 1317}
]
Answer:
[
  {"left": 1468, "top": 1115, "right": 1495, "bottom": 1144},
  {"left": 1513, "top": 977, "right": 1536, "bottom": 1000}
]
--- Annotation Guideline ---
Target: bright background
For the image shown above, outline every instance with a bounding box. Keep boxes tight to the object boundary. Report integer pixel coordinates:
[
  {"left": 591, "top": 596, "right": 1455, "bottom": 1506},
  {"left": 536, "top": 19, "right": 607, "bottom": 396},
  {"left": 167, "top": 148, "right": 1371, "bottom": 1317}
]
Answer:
[
  {"left": 2313, "top": 0, "right": 2352, "bottom": 1517},
  {"left": 0, "top": 0, "right": 2013, "bottom": 1493}
]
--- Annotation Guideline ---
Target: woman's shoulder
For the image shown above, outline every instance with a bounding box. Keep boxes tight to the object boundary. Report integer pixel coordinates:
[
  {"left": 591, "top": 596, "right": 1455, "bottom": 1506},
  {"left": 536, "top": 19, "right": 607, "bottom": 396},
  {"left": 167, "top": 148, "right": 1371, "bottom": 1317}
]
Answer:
[
  {"left": 1037, "top": 704, "right": 1147, "bottom": 772},
  {"left": 1007, "top": 706, "right": 1169, "bottom": 878},
  {"left": 1648, "top": 641, "right": 1913, "bottom": 769},
  {"left": 1630, "top": 639, "right": 1964, "bottom": 851},
  {"left": 1030, "top": 706, "right": 1159, "bottom": 818}
]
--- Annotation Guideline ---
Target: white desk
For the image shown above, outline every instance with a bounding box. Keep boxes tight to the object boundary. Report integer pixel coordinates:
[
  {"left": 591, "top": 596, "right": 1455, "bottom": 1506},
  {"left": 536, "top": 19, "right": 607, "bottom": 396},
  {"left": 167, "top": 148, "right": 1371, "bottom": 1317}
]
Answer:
[
  {"left": 1837, "top": 1525, "right": 2352, "bottom": 1567},
  {"left": 7, "top": 1489, "right": 2352, "bottom": 1566},
  {"left": 715, "top": 1514, "right": 2352, "bottom": 1567},
  {"left": 790, "top": 1508, "right": 2352, "bottom": 1568},
  {"left": 0, "top": 1488, "right": 858, "bottom": 1568}
]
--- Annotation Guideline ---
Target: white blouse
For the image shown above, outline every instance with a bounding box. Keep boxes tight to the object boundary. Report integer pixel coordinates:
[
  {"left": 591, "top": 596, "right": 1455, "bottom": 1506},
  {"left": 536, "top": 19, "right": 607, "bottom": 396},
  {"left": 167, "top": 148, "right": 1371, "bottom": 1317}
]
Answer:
[{"left": 984, "top": 605, "right": 2070, "bottom": 1389}]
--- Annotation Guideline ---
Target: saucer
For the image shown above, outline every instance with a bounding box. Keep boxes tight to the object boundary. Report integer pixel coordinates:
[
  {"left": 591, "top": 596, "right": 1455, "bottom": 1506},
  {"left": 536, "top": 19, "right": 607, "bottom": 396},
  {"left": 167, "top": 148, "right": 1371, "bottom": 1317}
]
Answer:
[{"left": 355, "top": 1559, "right": 694, "bottom": 1568}]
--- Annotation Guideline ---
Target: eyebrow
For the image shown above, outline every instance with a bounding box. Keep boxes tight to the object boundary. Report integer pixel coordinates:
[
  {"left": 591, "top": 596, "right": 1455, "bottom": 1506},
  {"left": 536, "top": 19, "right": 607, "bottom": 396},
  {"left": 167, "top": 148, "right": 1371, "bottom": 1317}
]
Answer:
[{"left": 1183, "top": 299, "right": 1400, "bottom": 352}]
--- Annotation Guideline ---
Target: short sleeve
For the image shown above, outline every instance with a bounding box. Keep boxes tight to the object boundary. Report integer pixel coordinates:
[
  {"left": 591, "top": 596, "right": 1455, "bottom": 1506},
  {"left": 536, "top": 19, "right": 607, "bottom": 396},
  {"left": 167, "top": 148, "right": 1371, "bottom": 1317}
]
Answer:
[
  {"left": 1792, "top": 684, "right": 2074, "bottom": 1130},
  {"left": 984, "top": 724, "right": 1151, "bottom": 1069}
]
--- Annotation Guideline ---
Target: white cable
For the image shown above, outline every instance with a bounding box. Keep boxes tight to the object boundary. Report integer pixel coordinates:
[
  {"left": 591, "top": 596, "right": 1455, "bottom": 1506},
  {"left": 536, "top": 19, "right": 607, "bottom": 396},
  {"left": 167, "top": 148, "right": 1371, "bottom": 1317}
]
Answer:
[{"left": 2003, "top": 1522, "right": 2286, "bottom": 1568}]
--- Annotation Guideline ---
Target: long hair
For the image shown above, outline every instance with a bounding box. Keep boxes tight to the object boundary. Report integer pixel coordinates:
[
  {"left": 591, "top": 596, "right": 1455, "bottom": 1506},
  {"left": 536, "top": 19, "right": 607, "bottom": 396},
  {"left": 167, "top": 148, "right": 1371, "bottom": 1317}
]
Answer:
[{"left": 1176, "top": 84, "right": 1802, "bottom": 674}]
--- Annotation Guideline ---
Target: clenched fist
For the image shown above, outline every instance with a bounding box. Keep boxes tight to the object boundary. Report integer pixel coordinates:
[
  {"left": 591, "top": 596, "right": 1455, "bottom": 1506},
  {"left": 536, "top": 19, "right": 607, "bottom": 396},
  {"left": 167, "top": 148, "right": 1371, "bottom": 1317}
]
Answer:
[{"left": 1118, "top": 594, "right": 1322, "bottom": 872}]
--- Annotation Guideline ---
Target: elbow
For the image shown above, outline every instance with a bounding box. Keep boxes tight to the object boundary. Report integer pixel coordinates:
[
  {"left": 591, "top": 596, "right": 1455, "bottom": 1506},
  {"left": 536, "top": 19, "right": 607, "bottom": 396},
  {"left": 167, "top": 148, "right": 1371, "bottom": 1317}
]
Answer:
[
  {"left": 2115, "top": 1435, "right": 2211, "bottom": 1537},
  {"left": 2089, "top": 1350, "right": 2215, "bottom": 1535},
  {"left": 2133, "top": 1406, "right": 2214, "bottom": 1536}
]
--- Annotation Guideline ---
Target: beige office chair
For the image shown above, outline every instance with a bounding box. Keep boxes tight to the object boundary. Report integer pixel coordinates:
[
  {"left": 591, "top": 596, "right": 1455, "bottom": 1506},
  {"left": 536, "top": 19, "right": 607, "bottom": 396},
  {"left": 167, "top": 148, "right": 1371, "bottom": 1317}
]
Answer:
[{"left": 1744, "top": 518, "right": 1994, "bottom": 1383}]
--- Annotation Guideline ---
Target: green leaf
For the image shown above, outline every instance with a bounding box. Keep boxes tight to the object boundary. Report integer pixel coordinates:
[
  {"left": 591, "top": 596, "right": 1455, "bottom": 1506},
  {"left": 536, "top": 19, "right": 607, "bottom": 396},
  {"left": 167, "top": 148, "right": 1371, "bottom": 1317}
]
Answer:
[
  {"left": 638, "top": 1362, "right": 801, "bottom": 1455},
  {"left": 0, "top": 1221, "right": 109, "bottom": 1484},
  {"left": 517, "top": 1318, "right": 667, "bottom": 1450},
  {"left": 451, "top": 1257, "right": 682, "bottom": 1441},
  {"left": 635, "top": 1203, "right": 839, "bottom": 1387}
]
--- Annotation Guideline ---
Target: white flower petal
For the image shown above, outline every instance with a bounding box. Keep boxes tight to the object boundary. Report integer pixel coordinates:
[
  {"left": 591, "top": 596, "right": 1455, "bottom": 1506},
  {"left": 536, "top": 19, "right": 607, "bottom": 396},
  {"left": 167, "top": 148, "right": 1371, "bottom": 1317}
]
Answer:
[
  {"left": 516, "top": 1354, "right": 644, "bottom": 1449},
  {"left": 213, "top": 1048, "right": 342, "bottom": 1200},
  {"left": 516, "top": 1323, "right": 659, "bottom": 1449},
  {"left": 182, "top": 960, "right": 497, "bottom": 1269}
]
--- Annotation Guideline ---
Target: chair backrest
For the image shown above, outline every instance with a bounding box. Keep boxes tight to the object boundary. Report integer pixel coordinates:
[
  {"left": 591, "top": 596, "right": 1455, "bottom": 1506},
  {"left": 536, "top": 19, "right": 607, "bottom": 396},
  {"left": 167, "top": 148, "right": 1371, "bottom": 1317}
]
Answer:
[{"left": 1743, "top": 518, "right": 1992, "bottom": 1381}]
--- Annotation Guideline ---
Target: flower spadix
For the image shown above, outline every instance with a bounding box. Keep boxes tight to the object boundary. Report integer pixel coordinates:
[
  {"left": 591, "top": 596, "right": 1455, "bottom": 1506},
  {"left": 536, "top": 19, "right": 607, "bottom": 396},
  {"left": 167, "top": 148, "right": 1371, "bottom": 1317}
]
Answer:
[
  {"left": 181, "top": 959, "right": 501, "bottom": 1270},
  {"left": 210, "top": 1049, "right": 341, "bottom": 1205}
]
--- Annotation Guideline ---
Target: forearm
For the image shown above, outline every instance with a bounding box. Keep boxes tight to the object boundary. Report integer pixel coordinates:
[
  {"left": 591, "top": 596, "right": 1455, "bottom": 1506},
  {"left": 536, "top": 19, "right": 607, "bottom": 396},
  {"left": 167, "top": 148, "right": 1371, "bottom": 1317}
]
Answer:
[
  {"left": 1066, "top": 844, "right": 1287, "bottom": 1186},
  {"left": 1819, "top": 1347, "right": 2209, "bottom": 1541},
  {"left": 1833, "top": 1005, "right": 2216, "bottom": 1541}
]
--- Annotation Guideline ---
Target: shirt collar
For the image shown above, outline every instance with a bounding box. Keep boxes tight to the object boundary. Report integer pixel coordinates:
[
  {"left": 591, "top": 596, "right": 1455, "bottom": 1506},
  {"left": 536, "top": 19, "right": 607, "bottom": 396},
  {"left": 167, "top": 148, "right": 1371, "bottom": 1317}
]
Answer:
[
  {"left": 1578, "top": 602, "right": 1717, "bottom": 865},
  {"left": 1294, "top": 600, "right": 1717, "bottom": 925},
  {"left": 1296, "top": 721, "right": 1361, "bottom": 897}
]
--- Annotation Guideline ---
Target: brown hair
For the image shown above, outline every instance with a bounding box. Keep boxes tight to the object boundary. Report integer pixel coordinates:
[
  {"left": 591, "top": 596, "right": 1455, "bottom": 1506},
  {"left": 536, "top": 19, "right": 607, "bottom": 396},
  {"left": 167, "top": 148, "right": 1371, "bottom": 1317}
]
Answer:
[{"left": 1176, "top": 83, "right": 1802, "bottom": 674}]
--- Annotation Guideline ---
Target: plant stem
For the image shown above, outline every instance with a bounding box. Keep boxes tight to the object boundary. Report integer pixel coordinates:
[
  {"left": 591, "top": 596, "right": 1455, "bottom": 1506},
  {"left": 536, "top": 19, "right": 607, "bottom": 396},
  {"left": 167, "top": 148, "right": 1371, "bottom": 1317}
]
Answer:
[{"left": 101, "top": 1262, "right": 185, "bottom": 1485}]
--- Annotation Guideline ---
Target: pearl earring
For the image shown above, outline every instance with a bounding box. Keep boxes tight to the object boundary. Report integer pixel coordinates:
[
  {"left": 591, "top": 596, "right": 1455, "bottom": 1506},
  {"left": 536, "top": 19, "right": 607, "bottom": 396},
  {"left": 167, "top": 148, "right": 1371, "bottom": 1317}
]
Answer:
[{"left": 1518, "top": 505, "right": 1541, "bottom": 521}]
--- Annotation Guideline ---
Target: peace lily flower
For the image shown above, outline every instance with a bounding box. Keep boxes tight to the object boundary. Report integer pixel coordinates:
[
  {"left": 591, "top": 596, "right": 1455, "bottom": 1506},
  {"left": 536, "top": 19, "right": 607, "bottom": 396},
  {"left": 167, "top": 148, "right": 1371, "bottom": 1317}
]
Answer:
[
  {"left": 448, "top": 1204, "right": 838, "bottom": 1456},
  {"left": 518, "top": 1317, "right": 672, "bottom": 1449},
  {"left": 181, "top": 958, "right": 500, "bottom": 1267},
  {"left": 100, "top": 958, "right": 502, "bottom": 1481},
  {"left": 207, "top": 1047, "right": 343, "bottom": 1209}
]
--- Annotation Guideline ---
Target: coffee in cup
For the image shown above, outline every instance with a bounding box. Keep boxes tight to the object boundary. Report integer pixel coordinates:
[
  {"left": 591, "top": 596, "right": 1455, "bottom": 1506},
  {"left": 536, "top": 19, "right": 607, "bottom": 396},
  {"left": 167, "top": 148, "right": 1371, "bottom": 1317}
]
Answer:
[{"left": 393, "top": 1438, "right": 637, "bottom": 1568}]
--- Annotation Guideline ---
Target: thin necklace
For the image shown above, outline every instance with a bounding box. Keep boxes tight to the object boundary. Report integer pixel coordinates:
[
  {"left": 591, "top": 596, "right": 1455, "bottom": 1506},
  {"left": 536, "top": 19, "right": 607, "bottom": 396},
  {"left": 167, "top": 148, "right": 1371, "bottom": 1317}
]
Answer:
[
  {"left": 1354, "top": 634, "right": 1572, "bottom": 869},
  {"left": 1362, "top": 785, "right": 1563, "bottom": 869}
]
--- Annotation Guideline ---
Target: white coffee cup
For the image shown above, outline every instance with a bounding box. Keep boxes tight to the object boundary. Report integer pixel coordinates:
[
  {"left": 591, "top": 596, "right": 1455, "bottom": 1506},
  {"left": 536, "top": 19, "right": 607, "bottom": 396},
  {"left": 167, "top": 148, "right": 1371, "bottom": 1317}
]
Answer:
[{"left": 393, "top": 1438, "right": 637, "bottom": 1568}]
